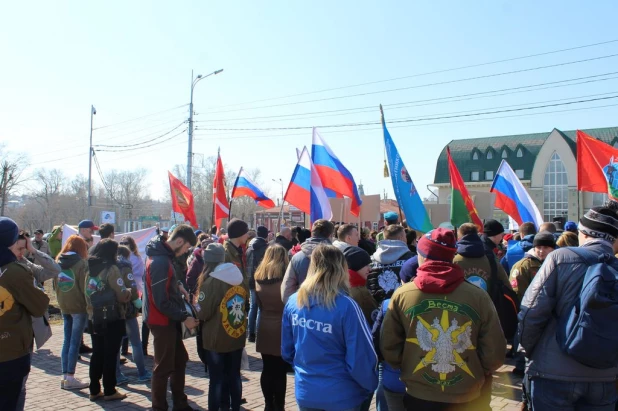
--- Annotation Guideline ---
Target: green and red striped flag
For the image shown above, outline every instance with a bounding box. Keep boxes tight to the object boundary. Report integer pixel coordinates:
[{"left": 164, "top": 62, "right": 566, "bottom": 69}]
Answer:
[{"left": 447, "top": 147, "right": 483, "bottom": 230}]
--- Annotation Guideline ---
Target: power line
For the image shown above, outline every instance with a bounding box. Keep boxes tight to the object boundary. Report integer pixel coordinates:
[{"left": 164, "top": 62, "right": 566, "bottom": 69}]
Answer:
[
  {"left": 94, "top": 129, "right": 187, "bottom": 152},
  {"left": 92, "top": 151, "right": 132, "bottom": 209},
  {"left": 195, "top": 72, "right": 618, "bottom": 125},
  {"left": 93, "top": 122, "right": 187, "bottom": 149},
  {"left": 93, "top": 104, "right": 188, "bottom": 131},
  {"left": 193, "top": 102, "right": 618, "bottom": 142},
  {"left": 195, "top": 95, "right": 618, "bottom": 131},
  {"left": 200, "top": 53, "right": 618, "bottom": 114},
  {"left": 203, "top": 39, "right": 618, "bottom": 109},
  {"left": 94, "top": 114, "right": 187, "bottom": 142}
]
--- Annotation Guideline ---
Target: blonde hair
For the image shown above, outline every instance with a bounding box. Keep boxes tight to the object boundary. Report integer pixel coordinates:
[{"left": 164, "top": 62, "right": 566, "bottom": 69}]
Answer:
[
  {"left": 557, "top": 231, "right": 579, "bottom": 248},
  {"left": 296, "top": 245, "right": 349, "bottom": 310},
  {"left": 254, "top": 245, "right": 289, "bottom": 281}
]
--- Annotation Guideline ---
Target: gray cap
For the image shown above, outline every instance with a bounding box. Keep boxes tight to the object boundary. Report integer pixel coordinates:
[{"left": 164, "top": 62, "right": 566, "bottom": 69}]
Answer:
[{"left": 203, "top": 242, "right": 225, "bottom": 263}]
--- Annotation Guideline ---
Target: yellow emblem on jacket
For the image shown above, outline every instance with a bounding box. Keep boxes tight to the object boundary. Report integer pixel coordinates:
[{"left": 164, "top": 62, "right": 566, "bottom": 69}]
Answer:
[
  {"left": 405, "top": 298, "right": 479, "bottom": 391},
  {"left": 220, "top": 285, "right": 247, "bottom": 338},
  {"left": 0, "top": 285, "right": 15, "bottom": 317}
]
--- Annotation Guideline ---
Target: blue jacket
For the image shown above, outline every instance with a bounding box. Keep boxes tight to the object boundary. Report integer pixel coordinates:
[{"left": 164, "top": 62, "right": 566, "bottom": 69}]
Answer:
[
  {"left": 372, "top": 299, "right": 406, "bottom": 394},
  {"left": 282, "top": 292, "right": 379, "bottom": 410},
  {"left": 501, "top": 235, "right": 535, "bottom": 273}
]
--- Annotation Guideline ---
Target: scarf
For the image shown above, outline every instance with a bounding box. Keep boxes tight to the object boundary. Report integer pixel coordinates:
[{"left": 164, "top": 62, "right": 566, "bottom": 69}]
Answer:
[{"left": 348, "top": 269, "right": 367, "bottom": 288}]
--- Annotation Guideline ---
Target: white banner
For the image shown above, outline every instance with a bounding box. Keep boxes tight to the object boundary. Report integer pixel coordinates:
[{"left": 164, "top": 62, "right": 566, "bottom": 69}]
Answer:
[{"left": 62, "top": 225, "right": 157, "bottom": 258}]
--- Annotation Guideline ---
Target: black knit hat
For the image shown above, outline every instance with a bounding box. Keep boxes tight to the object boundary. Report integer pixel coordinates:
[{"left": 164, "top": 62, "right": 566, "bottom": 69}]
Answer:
[
  {"left": 483, "top": 219, "right": 505, "bottom": 237},
  {"left": 533, "top": 231, "right": 556, "bottom": 248},
  {"left": 257, "top": 226, "right": 269, "bottom": 239},
  {"left": 579, "top": 206, "right": 618, "bottom": 242},
  {"left": 227, "top": 218, "right": 249, "bottom": 239},
  {"left": 343, "top": 246, "right": 372, "bottom": 272}
]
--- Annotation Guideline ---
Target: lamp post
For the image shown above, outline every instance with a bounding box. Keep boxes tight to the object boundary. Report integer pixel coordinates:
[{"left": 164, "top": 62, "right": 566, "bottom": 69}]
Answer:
[
  {"left": 187, "top": 68, "right": 223, "bottom": 189},
  {"left": 272, "top": 178, "right": 285, "bottom": 230},
  {"left": 88, "top": 105, "right": 96, "bottom": 209}
]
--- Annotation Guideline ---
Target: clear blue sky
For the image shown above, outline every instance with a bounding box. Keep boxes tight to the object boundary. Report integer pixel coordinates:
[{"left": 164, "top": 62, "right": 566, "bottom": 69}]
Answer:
[{"left": 3, "top": 1, "right": 618, "bottom": 205}]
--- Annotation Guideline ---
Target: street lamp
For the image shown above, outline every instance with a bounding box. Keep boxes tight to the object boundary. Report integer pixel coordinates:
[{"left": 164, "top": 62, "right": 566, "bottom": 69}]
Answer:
[
  {"left": 273, "top": 178, "right": 285, "bottom": 230},
  {"left": 187, "top": 68, "right": 223, "bottom": 190}
]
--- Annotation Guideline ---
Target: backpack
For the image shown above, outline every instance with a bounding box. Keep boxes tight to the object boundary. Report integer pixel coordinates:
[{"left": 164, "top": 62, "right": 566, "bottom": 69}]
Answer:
[
  {"left": 556, "top": 247, "right": 618, "bottom": 369},
  {"left": 89, "top": 272, "right": 121, "bottom": 327},
  {"left": 486, "top": 251, "right": 520, "bottom": 339}
]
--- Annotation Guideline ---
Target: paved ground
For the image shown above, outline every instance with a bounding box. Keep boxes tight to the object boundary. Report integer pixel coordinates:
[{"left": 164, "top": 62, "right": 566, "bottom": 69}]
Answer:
[{"left": 26, "top": 319, "right": 524, "bottom": 410}]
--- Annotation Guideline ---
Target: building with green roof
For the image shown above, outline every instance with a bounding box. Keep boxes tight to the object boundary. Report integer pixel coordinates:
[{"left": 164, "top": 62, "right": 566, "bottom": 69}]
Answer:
[{"left": 433, "top": 126, "right": 618, "bottom": 226}]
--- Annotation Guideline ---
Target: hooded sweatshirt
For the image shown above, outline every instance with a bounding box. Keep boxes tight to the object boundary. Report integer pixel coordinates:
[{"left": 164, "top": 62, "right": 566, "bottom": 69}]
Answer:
[
  {"left": 454, "top": 234, "right": 512, "bottom": 294},
  {"left": 366, "top": 240, "right": 413, "bottom": 304},
  {"left": 143, "top": 235, "right": 189, "bottom": 326},
  {"left": 509, "top": 250, "right": 544, "bottom": 300},
  {"left": 501, "top": 234, "right": 535, "bottom": 273},
  {"left": 281, "top": 237, "right": 331, "bottom": 303},
  {"left": 186, "top": 247, "right": 205, "bottom": 295},
  {"left": 54, "top": 252, "right": 88, "bottom": 315},
  {"left": 196, "top": 263, "right": 249, "bottom": 353},
  {"left": 332, "top": 240, "right": 351, "bottom": 253},
  {"left": 381, "top": 260, "right": 506, "bottom": 404}
]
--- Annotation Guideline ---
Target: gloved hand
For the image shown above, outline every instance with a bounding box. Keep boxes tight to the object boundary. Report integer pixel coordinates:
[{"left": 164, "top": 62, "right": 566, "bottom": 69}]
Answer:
[{"left": 132, "top": 299, "right": 143, "bottom": 310}]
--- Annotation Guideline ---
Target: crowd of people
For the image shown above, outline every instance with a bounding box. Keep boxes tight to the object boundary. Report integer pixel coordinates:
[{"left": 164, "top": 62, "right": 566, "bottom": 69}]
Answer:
[{"left": 2, "top": 203, "right": 618, "bottom": 410}]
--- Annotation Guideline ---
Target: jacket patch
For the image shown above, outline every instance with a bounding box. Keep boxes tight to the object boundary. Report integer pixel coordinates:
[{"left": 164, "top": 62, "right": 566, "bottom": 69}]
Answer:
[
  {"left": 198, "top": 292, "right": 205, "bottom": 302},
  {"left": 378, "top": 270, "right": 400, "bottom": 293},
  {"left": 127, "top": 273, "right": 134, "bottom": 281},
  {"left": 405, "top": 299, "right": 479, "bottom": 391},
  {"left": 220, "top": 286, "right": 247, "bottom": 338},
  {"left": 117, "top": 278, "right": 124, "bottom": 287},
  {"left": 0, "top": 285, "right": 15, "bottom": 316},
  {"left": 466, "top": 276, "right": 487, "bottom": 291},
  {"left": 58, "top": 269, "right": 76, "bottom": 292}
]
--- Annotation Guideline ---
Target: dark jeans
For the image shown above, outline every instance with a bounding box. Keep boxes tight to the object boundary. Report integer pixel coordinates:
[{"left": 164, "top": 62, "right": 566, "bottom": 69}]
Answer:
[
  {"left": 151, "top": 322, "right": 189, "bottom": 411},
  {"left": 89, "top": 320, "right": 125, "bottom": 396},
  {"left": 0, "top": 354, "right": 30, "bottom": 411},
  {"left": 207, "top": 349, "right": 243, "bottom": 411},
  {"left": 529, "top": 377, "right": 617, "bottom": 411},
  {"left": 404, "top": 392, "right": 488, "bottom": 411},
  {"left": 260, "top": 354, "right": 287, "bottom": 410},
  {"left": 141, "top": 321, "right": 150, "bottom": 350}
]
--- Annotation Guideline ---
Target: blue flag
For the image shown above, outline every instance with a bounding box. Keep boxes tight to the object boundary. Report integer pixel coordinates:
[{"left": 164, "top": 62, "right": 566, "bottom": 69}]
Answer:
[{"left": 382, "top": 114, "right": 433, "bottom": 233}]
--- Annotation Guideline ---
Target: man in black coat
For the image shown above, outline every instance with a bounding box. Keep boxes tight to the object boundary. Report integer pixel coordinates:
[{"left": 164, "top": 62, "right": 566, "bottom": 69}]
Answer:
[{"left": 272, "top": 226, "right": 294, "bottom": 251}]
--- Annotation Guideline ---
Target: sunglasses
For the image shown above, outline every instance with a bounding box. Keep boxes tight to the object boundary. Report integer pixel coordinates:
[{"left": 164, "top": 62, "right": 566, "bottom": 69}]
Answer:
[{"left": 119, "top": 242, "right": 129, "bottom": 245}]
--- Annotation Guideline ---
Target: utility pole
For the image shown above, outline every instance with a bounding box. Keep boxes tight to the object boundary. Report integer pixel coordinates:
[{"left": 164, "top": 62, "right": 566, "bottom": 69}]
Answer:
[
  {"left": 88, "top": 105, "right": 96, "bottom": 209},
  {"left": 187, "top": 68, "right": 224, "bottom": 190}
]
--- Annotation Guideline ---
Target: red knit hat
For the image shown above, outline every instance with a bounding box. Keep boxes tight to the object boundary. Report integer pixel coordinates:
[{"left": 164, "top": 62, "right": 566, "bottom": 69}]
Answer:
[{"left": 417, "top": 228, "right": 457, "bottom": 262}]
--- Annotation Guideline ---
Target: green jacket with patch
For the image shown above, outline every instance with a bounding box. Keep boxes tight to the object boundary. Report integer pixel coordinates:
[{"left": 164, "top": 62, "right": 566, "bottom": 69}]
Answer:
[
  {"left": 509, "top": 252, "right": 543, "bottom": 300},
  {"left": 196, "top": 263, "right": 248, "bottom": 353},
  {"left": 55, "top": 253, "right": 88, "bottom": 315},
  {"left": 381, "top": 278, "right": 505, "bottom": 404},
  {"left": 0, "top": 261, "right": 50, "bottom": 363},
  {"left": 85, "top": 265, "right": 132, "bottom": 320}
]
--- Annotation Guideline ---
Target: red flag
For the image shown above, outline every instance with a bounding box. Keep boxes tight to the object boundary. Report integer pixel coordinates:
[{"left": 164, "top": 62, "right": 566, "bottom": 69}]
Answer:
[
  {"left": 168, "top": 171, "right": 198, "bottom": 227},
  {"left": 447, "top": 147, "right": 483, "bottom": 230},
  {"left": 577, "top": 130, "right": 618, "bottom": 199},
  {"left": 213, "top": 152, "right": 230, "bottom": 228}
]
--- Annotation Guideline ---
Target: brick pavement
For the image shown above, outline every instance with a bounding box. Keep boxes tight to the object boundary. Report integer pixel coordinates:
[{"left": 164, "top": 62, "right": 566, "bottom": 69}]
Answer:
[{"left": 26, "top": 320, "right": 524, "bottom": 410}]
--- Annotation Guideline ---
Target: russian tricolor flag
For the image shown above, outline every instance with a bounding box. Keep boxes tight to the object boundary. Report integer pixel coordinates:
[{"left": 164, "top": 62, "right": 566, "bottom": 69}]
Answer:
[
  {"left": 311, "top": 128, "right": 363, "bottom": 216},
  {"left": 232, "top": 168, "right": 276, "bottom": 209},
  {"left": 490, "top": 160, "right": 543, "bottom": 229},
  {"left": 284, "top": 147, "right": 333, "bottom": 224}
]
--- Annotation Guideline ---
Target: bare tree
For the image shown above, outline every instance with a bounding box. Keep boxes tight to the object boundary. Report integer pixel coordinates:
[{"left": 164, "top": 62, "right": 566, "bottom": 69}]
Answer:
[{"left": 0, "top": 146, "right": 28, "bottom": 215}]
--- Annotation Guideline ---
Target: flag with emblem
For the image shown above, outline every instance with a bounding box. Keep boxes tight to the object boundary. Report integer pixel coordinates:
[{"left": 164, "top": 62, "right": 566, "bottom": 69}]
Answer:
[
  {"left": 447, "top": 147, "right": 483, "bottom": 230},
  {"left": 213, "top": 150, "right": 230, "bottom": 229},
  {"left": 381, "top": 105, "right": 432, "bottom": 232},
  {"left": 577, "top": 130, "right": 618, "bottom": 199},
  {"left": 168, "top": 171, "right": 198, "bottom": 227}
]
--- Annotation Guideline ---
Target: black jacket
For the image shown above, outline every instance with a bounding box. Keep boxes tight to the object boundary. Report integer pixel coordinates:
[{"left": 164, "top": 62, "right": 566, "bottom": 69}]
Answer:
[
  {"left": 358, "top": 238, "right": 376, "bottom": 256},
  {"left": 272, "top": 235, "right": 293, "bottom": 251},
  {"left": 246, "top": 237, "right": 269, "bottom": 289}
]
